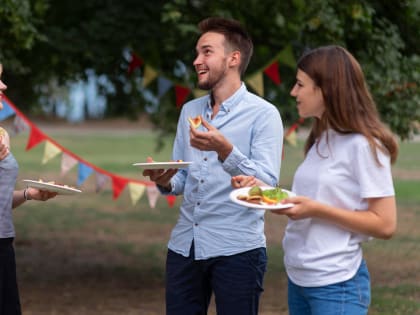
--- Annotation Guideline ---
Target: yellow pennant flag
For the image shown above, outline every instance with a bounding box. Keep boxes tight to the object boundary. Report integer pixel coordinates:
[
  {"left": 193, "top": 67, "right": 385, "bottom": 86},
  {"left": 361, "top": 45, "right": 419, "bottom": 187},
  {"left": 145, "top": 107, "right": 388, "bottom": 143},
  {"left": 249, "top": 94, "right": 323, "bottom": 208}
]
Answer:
[
  {"left": 246, "top": 72, "right": 264, "bottom": 96},
  {"left": 42, "top": 141, "right": 62, "bottom": 164},
  {"left": 142, "top": 65, "right": 158, "bottom": 87},
  {"left": 128, "top": 182, "right": 146, "bottom": 206},
  {"left": 192, "top": 89, "right": 208, "bottom": 98},
  {"left": 285, "top": 129, "right": 297, "bottom": 146}
]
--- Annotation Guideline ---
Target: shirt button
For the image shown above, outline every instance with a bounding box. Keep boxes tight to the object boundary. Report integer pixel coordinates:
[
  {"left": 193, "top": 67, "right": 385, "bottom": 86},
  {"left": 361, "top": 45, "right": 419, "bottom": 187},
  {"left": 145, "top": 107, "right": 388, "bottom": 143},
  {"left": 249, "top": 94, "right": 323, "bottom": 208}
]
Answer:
[
  {"left": 200, "top": 179, "right": 204, "bottom": 183},
  {"left": 197, "top": 202, "right": 200, "bottom": 206},
  {"left": 194, "top": 223, "right": 198, "bottom": 226},
  {"left": 204, "top": 157, "right": 207, "bottom": 161}
]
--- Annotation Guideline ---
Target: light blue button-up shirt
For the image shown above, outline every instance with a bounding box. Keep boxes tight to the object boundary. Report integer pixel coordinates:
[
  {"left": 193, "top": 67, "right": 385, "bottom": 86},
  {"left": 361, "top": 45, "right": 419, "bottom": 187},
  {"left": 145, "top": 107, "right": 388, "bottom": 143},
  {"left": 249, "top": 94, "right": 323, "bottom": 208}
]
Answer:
[{"left": 165, "top": 83, "right": 283, "bottom": 259}]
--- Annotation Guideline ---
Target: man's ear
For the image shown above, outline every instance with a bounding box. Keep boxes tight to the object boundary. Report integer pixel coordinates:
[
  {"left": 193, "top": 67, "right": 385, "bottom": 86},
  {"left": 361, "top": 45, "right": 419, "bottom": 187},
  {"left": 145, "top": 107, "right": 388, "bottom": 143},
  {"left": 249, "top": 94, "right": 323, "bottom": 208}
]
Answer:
[{"left": 228, "top": 50, "right": 241, "bottom": 69}]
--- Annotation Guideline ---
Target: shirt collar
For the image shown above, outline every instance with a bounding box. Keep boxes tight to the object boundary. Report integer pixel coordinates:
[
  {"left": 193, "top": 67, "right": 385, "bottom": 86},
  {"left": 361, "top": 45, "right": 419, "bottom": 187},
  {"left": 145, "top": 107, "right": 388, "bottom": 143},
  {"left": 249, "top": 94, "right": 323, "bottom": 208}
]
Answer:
[{"left": 206, "top": 82, "right": 247, "bottom": 113}]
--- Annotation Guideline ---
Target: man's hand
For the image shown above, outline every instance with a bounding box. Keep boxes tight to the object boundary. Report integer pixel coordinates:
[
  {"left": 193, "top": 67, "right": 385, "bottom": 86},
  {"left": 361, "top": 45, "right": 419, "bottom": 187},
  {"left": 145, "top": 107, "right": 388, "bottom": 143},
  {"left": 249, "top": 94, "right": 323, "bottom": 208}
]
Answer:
[
  {"left": 189, "top": 119, "right": 233, "bottom": 160},
  {"left": 142, "top": 157, "right": 177, "bottom": 190}
]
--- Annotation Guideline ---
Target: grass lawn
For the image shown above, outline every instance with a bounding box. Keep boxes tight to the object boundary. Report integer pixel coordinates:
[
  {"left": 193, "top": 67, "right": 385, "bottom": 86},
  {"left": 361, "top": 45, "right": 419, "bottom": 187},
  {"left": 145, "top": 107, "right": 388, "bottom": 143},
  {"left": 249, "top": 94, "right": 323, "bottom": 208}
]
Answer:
[{"left": 6, "top": 122, "right": 420, "bottom": 315}]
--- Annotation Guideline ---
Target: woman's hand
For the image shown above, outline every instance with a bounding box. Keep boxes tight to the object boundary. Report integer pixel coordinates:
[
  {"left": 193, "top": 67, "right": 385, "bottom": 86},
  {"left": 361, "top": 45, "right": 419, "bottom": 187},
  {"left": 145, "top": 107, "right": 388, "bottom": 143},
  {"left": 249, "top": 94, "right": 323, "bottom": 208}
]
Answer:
[{"left": 271, "top": 196, "right": 319, "bottom": 219}]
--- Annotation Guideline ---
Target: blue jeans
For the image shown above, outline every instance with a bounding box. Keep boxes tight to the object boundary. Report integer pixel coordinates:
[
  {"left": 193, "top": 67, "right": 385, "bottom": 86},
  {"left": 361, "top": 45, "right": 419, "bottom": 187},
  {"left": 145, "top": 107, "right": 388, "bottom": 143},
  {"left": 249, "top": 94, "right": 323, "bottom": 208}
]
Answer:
[
  {"left": 288, "top": 260, "right": 371, "bottom": 315},
  {"left": 166, "top": 243, "right": 267, "bottom": 315}
]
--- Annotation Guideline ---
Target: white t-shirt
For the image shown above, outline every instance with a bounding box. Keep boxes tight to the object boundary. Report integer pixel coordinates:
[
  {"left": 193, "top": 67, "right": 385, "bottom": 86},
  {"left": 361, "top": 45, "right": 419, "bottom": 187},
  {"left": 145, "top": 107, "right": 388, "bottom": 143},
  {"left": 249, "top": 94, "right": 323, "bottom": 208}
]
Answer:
[{"left": 283, "top": 129, "right": 395, "bottom": 287}]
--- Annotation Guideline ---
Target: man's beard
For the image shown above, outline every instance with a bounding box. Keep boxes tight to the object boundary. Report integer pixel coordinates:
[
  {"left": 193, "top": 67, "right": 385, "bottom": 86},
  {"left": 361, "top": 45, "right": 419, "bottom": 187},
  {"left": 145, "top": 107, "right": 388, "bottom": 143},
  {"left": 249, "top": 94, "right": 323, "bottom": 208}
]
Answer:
[{"left": 197, "top": 65, "right": 227, "bottom": 90}]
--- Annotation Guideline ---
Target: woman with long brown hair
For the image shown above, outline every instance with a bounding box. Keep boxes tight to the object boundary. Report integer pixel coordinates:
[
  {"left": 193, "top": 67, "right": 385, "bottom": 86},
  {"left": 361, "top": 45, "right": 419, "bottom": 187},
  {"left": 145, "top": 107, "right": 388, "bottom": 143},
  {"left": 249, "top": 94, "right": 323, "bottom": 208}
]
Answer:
[{"left": 232, "top": 45, "right": 398, "bottom": 314}]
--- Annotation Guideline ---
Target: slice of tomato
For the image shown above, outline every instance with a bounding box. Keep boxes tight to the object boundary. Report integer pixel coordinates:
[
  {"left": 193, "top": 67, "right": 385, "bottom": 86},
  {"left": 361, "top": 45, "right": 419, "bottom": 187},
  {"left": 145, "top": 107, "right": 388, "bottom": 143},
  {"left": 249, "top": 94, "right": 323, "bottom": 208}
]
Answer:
[{"left": 188, "top": 116, "right": 202, "bottom": 128}]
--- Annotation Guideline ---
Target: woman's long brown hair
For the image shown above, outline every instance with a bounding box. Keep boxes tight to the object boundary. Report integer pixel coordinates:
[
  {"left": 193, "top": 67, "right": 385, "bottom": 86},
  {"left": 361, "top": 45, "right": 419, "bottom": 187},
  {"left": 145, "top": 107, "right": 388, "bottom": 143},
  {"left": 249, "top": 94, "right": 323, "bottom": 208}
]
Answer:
[{"left": 298, "top": 45, "right": 398, "bottom": 164}]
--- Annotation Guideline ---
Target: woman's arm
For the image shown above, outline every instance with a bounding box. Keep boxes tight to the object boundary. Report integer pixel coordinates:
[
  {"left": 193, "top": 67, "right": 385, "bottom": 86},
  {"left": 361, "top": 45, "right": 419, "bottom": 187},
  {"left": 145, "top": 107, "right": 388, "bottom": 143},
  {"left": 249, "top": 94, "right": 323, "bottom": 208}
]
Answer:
[
  {"left": 276, "top": 195, "right": 397, "bottom": 239},
  {"left": 12, "top": 187, "right": 58, "bottom": 209}
]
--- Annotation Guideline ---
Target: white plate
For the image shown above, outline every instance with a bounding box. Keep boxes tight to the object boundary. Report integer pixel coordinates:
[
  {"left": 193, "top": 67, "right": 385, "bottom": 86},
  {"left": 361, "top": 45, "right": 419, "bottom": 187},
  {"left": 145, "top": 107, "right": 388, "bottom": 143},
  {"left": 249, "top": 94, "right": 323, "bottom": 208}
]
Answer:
[
  {"left": 229, "top": 186, "right": 295, "bottom": 210},
  {"left": 23, "top": 179, "right": 82, "bottom": 195},
  {"left": 133, "top": 161, "right": 192, "bottom": 170}
]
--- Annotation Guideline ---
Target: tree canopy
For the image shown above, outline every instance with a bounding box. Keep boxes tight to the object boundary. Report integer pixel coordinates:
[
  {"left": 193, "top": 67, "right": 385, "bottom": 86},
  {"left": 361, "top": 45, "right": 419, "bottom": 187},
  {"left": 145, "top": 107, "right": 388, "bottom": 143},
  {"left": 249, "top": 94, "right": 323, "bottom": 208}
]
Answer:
[{"left": 1, "top": 0, "right": 419, "bottom": 140}]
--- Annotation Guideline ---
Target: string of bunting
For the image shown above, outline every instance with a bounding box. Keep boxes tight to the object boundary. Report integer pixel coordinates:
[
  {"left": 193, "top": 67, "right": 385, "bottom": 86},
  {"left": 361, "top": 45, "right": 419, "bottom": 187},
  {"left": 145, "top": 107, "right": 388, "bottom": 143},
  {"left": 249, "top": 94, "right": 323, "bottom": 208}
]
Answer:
[
  {"left": 128, "top": 45, "right": 303, "bottom": 146},
  {"left": 0, "top": 95, "right": 176, "bottom": 208},
  {"left": 127, "top": 44, "right": 297, "bottom": 106},
  {"left": 0, "top": 47, "right": 301, "bottom": 208}
]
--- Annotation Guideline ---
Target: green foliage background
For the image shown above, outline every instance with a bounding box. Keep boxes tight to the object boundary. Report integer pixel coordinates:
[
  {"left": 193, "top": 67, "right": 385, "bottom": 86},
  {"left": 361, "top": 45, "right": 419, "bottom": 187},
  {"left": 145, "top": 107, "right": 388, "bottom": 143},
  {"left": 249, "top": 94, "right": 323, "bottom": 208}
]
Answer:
[{"left": 1, "top": 0, "right": 419, "bottom": 139}]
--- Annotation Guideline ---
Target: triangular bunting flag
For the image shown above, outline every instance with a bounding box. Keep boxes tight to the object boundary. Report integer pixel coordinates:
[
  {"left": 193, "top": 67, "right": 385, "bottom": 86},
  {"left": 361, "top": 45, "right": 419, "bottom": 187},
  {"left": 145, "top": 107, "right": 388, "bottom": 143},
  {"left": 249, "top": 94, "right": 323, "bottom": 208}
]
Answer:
[
  {"left": 264, "top": 61, "right": 281, "bottom": 85},
  {"left": 95, "top": 172, "right": 110, "bottom": 192},
  {"left": 77, "top": 163, "right": 94, "bottom": 186},
  {"left": 12, "top": 115, "right": 29, "bottom": 135},
  {"left": 278, "top": 45, "right": 296, "bottom": 68},
  {"left": 192, "top": 89, "right": 208, "bottom": 98},
  {"left": 142, "top": 65, "right": 158, "bottom": 87},
  {"left": 175, "top": 85, "right": 191, "bottom": 108},
  {"left": 284, "top": 118, "right": 305, "bottom": 147},
  {"left": 111, "top": 175, "right": 129, "bottom": 200},
  {"left": 285, "top": 129, "right": 297, "bottom": 146},
  {"left": 42, "top": 141, "right": 62, "bottom": 164},
  {"left": 128, "top": 182, "right": 146, "bottom": 206},
  {"left": 157, "top": 77, "right": 173, "bottom": 98},
  {"left": 61, "top": 153, "right": 78, "bottom": 176},
  {"left": 0, "top": 101, "right": 16, "bottom": 120},
  {"left": 146, "top": 185, "right": 160, "bottom": 209},
  {"left": 26, "top": 127, "right": 47, "bottom": 151},
  {"left": 246, "top": 72, "right": 264, "bottom": 96},
  {"left": 166, "top": 195, "right": 177, "bottom": 208},
  {"left": 127, "top": 52, "right": 143, "bottom": 75}
]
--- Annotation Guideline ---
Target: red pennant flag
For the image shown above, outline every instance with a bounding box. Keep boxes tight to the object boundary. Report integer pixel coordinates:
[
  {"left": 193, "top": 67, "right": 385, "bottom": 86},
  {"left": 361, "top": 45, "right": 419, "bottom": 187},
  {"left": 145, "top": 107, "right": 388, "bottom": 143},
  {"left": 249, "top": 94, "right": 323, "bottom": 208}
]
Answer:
[
  {"left": 111, "top": 175, "right": 129, "bottom": 200},
  {"left": 175, "top": 85, "right": 191, "bottom": 108},
  {"left": 166, "top": 195, "right": 177, "bottom": 207},
  {"left": 127, "top": 52, "right": 143, "bottom": 75},
  {"left": 264, "top": 61, "right": 281, "bottom": 85},
  {"left": 26, "top": 127, "right": 47, "bottom": 151}
]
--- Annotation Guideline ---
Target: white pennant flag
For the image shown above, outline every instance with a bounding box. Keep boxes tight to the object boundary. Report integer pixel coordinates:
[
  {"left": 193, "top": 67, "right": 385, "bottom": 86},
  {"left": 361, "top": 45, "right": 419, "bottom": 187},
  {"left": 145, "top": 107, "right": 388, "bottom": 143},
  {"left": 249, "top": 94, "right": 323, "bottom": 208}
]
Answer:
[
  {"left": 12, "top": 116, "right": 29, "bottom": 135},
  {"left": 95, "top": 173, "right": 110, "bottom": 192},
  {"left": 61, "top": 153, "right": 78, "bottom": 176},
  {"left": 146, "top": 185, "right": 160, "bottom": 209}
]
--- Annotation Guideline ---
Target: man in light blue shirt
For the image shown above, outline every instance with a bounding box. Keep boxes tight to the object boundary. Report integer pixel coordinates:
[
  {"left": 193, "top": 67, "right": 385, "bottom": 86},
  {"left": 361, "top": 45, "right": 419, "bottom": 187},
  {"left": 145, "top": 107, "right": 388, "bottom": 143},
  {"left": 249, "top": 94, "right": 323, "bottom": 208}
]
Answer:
[{"left": 143, "top": 17, "right": 283, "bottom": 315}]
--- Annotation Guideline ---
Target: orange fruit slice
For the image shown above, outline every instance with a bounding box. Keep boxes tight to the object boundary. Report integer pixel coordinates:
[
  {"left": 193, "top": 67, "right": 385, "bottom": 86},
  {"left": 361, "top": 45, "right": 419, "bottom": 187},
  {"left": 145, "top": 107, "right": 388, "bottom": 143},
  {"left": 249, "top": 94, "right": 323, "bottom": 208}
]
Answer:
[
  {"left": 262, "top": 195, "right": 279, "bottom": 205},
  {"left": 188, "top": 116, "right": 202, "bottom": 129}
]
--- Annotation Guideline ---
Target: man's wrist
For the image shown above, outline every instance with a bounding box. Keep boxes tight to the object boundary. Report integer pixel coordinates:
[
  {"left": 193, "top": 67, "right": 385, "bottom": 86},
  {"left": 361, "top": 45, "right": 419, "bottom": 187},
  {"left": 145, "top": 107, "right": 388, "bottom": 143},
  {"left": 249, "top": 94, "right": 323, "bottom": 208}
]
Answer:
[
  {"left": 158, "top": 182, "right": 173, "bottom": 193},
  {"left": 218, "top": 144, "right": 233, "bottom": 163}
]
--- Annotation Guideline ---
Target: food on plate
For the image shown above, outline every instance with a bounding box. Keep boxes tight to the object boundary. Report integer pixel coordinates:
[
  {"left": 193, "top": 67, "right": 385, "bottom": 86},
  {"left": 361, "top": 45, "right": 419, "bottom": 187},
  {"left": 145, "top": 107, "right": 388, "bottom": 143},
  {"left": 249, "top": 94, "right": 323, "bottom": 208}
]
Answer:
[
  {"left": 188, "top": 115, "right": 202, "bottom": 129},
  {"left": 237, "top": 185, "right": 289, "bottom": 206},
  {"left": 37, "top": 179, "right": 75, "bottom": 189},
  {"left": 249, "top": 185, "right": 263, "bottom": 196}
]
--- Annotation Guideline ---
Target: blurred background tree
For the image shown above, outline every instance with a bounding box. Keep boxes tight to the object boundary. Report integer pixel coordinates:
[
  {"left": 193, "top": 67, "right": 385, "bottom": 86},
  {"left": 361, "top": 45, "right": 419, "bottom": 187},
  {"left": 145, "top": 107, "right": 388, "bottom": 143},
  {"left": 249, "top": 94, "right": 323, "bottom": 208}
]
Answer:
[{"left": 1, "top": 0, "right": 418, "bottom": 140}]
